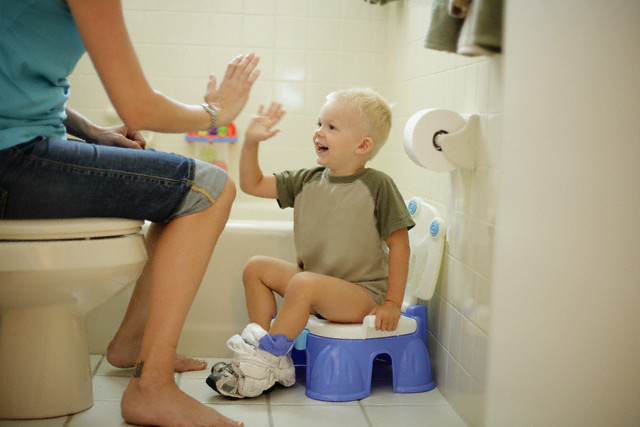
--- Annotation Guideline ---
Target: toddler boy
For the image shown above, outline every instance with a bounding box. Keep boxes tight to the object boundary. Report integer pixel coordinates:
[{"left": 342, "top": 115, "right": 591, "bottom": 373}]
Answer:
[{"left": 207, "top": 88, "right": 414, "bottom": 398}]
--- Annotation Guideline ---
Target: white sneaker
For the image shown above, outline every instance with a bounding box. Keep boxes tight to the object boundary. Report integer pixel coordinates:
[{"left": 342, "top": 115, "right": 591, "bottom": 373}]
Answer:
[{"left": 206, "top": 324, "right": 295, "bottom": 398}]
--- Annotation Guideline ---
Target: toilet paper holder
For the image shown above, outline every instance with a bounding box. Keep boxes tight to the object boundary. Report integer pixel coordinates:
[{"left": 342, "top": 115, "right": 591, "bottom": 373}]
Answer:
[
  {"left": 436, "top": 113, "right": 478, "bottom": 170},
  {"left": 404, "top": 109, "right": 479, "bottom": 171}
]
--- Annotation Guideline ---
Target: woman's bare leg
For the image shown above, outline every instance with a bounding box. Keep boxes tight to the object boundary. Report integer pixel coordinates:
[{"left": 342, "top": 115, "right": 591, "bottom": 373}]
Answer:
[
  {"left": 121, "top": 179, "right": 243, "bottom": 427},
  {"left": 107, "top": 222, "right": 205, "bottom": 372}
]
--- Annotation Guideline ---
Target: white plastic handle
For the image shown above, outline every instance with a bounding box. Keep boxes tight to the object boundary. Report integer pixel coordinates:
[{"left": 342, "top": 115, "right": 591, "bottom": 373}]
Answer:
[{"left": 362, "top": 314, "right": 376, "bottom": 329}]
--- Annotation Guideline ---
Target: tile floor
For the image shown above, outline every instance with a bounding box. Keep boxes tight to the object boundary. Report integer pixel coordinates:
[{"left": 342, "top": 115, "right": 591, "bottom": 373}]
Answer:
[{"left": 1, "top": 355, "right": 467, "bottom": 427}]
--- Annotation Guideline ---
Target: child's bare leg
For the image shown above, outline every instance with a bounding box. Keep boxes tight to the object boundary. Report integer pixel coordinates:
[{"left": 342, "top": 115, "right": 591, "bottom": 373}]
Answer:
[
  {"left": 243, "top": 256, "right": 301, "bottom": 330},
  {"left": 107, "top": 222, "right": 205, "bottom": 372},
  {"left": 270, "top": 271, "right": 378, "bottom": 340},
  {"left": 121, "top": 179, "right": 243, "bottom": 427},
  {"left": 211, "top": 269, "right": 375, "bottom": 400}
]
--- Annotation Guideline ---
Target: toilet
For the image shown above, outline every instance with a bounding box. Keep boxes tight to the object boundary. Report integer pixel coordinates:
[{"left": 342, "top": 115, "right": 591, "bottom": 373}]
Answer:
[
  {"left": 0, "top": 218, "right": 147, "bottom": 419},
  {"left": 292, "top": 197, "right": 446, "bottom": 401}
]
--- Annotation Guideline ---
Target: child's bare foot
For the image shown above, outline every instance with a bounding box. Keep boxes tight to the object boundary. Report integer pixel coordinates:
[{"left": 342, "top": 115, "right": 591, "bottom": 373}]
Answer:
[
  {"left": 122, "top": 377, "right": 242, "bottom": 427},
  {"left": 107, "top": 339, "right": 207, "bottom": 372}
]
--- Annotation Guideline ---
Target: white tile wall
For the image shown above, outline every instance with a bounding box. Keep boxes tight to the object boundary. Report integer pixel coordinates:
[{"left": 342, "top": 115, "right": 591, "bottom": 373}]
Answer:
[
  {"left": 379, "top": 3, "right": 500, "bottom": 424},
  {"left": 70, "top": 1, "right": 503, "bottom": 425}
]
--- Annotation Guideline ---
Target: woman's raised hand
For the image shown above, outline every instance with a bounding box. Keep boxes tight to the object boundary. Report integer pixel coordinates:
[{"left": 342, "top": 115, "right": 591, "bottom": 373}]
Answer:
[{"left": 204, "top": 53, "right": 261, "bottom": 126}]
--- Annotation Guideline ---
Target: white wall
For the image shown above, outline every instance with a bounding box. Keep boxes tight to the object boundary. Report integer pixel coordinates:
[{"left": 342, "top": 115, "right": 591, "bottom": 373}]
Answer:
[
  {"left": 383, "top": 3, "right": 500, "bottom": 424},
  {"left": 486, "top": 2, "right": 640, "bottom": 425},
  {"left": 75, "top": 1, "right": 502, "bottom": 424}
]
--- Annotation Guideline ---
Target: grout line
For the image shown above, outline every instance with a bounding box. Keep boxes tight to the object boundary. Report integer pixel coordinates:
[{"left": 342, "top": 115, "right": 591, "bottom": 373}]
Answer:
[
  {"left": 265, "top": 393, "right": 275, "bottom": 427},
  {"left": 91, "top": 354, "right": 105, "bottom": 377},
  {"left": 358, "top": 400, "right": 374, "bottom": 427}
]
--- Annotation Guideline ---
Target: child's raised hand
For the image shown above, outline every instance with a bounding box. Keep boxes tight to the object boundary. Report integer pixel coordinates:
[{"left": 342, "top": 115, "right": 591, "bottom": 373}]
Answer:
[{"left": 245, "top": 102, "right": 285, "bottom": 143}]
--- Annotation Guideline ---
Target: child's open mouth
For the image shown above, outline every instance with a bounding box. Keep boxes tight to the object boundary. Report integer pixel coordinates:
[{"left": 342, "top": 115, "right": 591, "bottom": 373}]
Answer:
[{"left": 315, "top": 139, "right": 328, "bottom": 153}]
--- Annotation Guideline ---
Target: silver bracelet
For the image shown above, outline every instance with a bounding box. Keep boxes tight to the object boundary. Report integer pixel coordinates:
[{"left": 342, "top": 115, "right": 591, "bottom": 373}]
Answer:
[{"left": 201, "top": 103, "right": 218, "bottom": 130}]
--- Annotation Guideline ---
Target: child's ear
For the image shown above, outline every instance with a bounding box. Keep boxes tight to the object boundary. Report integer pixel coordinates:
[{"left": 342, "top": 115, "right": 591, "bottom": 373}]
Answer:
[{"left": 356, "top": 137, "right": 374, "bottom": 154}]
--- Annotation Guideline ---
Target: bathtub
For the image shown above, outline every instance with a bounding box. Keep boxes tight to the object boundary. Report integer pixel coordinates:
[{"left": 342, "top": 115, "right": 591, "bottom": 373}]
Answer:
[{"left": 85, "top": 198, "right": 295, "bottom": 358}]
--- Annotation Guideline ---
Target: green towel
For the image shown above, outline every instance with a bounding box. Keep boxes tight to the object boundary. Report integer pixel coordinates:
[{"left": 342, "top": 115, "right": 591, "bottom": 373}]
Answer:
[
  {"left": 425, "top": 0, "right": 464, "bottom": 53},
  {"left": 470, "top": 0, "right": 502, "bottom": 53},
  {"left": 364, "top": 0, "right": 397, "bottom": 5},
  {"left": 425, "top": 0, "right": 502, "bottom": 55}
]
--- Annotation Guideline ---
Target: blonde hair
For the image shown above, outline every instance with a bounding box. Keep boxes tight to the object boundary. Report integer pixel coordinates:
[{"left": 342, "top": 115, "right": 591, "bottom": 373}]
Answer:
[{"left": 326, "top": 88, "right": 392, "bottom": 158}]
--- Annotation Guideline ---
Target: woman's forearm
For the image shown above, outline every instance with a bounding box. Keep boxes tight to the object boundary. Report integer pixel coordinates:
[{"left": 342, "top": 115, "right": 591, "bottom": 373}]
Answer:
[{"left": 63, "top": 107, "right": 101, "bottom": 142}]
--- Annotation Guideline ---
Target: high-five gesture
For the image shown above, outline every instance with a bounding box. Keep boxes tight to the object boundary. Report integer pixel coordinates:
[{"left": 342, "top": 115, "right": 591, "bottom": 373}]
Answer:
[
  {"left": 245, "top": 102, "right": 285, "bottom": 144},
  {"left": 204, "top": 53, "right": 261, "bottom": 127},
  {"left": 239, "top": 102, "right": 285, "bottom": 199}
]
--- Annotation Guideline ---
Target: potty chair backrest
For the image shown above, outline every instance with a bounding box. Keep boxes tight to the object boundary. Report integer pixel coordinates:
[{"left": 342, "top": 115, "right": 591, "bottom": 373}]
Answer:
[{"left": 403, "top": 198, "right": 446, "bottom": 310}]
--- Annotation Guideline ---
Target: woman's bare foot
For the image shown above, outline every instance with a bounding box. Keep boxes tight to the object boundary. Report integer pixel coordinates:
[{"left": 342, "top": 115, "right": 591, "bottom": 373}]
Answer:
[
  {"left": 122, "top": 376, "right": 242, "bottom": 427},
  {"left": 173, "top": 353, "right": 208, "bottom": 372},
  {"left": 107, "top": 339, "right": 207, "bottom": 372}
]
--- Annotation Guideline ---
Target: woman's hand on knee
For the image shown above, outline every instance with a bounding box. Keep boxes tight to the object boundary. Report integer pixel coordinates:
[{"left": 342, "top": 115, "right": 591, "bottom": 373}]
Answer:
[{"left": 95, "top": 125, "right": 146, "bottom": 149}]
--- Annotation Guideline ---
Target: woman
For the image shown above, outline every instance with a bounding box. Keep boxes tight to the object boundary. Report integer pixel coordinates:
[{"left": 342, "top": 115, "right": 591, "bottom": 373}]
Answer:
[{"left": 1, "top": 1, "right": 256, "bottom": 425}]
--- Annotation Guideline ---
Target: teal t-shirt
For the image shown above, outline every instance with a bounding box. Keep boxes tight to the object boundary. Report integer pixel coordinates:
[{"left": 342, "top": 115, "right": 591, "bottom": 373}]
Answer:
[{"left": 0, "top": 0, "right": 86, "bottom": 149}]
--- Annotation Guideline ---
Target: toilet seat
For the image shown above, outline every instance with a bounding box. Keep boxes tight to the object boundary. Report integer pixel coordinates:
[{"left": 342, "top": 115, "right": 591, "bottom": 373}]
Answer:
[{"left": 0, "top": 217, "right": 144, "bottom": 240}]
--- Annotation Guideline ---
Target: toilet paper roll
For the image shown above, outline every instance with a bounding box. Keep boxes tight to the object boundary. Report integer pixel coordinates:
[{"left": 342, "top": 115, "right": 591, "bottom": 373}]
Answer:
[{"left": 403, "top": 108, "right": 466, "bottom": 172}]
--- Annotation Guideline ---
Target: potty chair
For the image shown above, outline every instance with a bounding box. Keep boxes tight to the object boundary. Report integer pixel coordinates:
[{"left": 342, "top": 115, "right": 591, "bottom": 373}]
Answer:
[{"left": 294, "top": 197, "right": 445, "bottom": 401}]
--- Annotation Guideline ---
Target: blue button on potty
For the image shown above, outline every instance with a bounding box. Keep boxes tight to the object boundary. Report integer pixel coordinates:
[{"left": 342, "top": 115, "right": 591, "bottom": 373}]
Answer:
[
  {"left": 430, "top": 220, "right": 439, "bottom": 237},
  {"left": 407, "top": 200, "right": 417, "bottom": 215}
]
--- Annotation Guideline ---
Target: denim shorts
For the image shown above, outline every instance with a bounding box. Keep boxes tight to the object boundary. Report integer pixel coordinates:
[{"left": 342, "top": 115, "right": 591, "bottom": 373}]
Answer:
[{"left": 0, "top": 137, "right": 227, "bottom": 222}]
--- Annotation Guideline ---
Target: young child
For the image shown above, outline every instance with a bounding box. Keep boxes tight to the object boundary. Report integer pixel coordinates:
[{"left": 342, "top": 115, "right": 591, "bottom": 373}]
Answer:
[{"left": 207, "top": 88, "right": 415, "bottom": 399}]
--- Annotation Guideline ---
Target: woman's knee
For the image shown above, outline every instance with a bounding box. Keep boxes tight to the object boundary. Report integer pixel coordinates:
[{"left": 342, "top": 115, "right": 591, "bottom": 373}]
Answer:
[
  {"left": 168, "top": 165, "right": 234, "bottom": 221},
  {"left": 216, "top": 176, "right": 236, "bottom": 208},
  {"left": 223, "top": 176, "right": 236, "bottom": 199},
  {"left": 200, "top": 177, "right": 235, "bottom": 222}
]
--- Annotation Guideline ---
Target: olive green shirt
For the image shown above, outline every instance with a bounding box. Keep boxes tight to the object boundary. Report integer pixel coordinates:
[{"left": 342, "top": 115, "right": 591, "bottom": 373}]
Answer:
[{"left": 275, "top": 167, "right": 414, "bottom": 304}]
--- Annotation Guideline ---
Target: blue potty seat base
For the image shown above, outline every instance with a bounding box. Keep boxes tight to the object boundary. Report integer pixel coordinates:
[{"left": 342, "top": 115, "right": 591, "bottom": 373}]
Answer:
[{"left": 300, "top": 304, "right": 435, "bottom": 402}]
